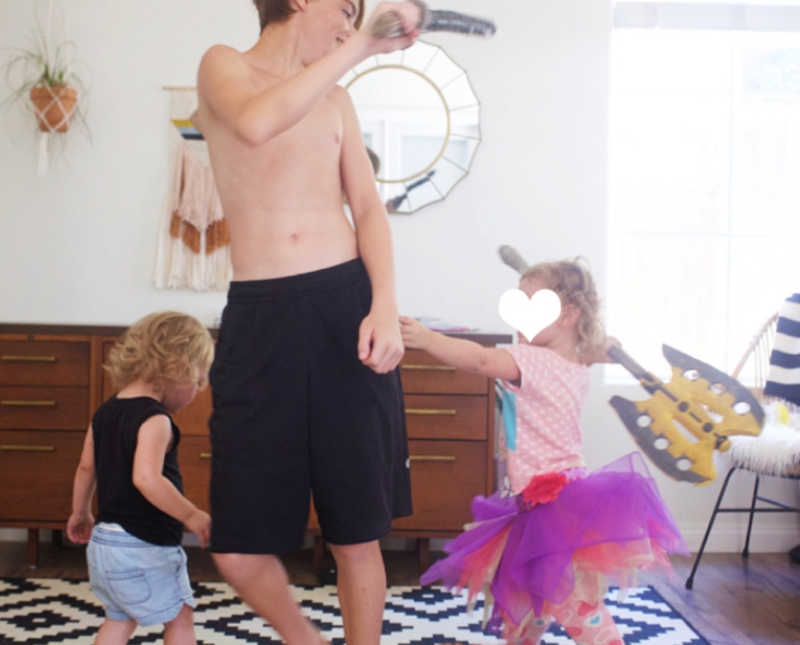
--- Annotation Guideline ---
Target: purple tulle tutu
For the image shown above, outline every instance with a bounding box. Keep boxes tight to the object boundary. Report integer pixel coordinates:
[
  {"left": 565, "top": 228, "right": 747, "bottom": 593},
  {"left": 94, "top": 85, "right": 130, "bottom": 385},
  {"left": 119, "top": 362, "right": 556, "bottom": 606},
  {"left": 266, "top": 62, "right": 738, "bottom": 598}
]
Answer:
[{"left": 420, "top": 452, "right": 688, "bottom": 638}]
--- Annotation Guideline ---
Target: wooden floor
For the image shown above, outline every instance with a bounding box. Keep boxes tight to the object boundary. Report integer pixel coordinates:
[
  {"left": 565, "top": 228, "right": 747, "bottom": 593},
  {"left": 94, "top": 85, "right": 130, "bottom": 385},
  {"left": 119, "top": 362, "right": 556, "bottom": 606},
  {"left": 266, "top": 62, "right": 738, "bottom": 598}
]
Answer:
[{"left": 0, "top": 540, "right": 797, "bottom": 645}]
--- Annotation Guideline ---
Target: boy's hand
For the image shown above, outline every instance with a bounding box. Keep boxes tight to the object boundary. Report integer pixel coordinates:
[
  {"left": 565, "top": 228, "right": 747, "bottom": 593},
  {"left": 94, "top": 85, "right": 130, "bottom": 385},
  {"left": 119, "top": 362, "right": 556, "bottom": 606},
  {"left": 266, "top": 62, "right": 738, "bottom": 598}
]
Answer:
[
  {"left": 185, "top": 509, "right": 211, "bottom": 548},
  {"left": 359, "top": 307, "right": 404, "bottom": 374},
  {"left": 359, "top": 2, "right": 422, "bottom": 55},
  {"left": 66, "top": 511, "right": 94, "bottom": 544},
  {"left": 399, "top": 316, "right": 431, "bottom": 350}
]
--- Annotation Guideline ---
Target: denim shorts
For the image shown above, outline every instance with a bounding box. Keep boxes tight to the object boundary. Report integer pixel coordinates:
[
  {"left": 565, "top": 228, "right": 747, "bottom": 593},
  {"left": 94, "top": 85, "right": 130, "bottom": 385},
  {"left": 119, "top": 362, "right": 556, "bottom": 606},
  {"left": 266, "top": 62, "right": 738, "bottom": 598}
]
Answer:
[{"left": 87, "top": 524, "right": 196, "bottom": 626}]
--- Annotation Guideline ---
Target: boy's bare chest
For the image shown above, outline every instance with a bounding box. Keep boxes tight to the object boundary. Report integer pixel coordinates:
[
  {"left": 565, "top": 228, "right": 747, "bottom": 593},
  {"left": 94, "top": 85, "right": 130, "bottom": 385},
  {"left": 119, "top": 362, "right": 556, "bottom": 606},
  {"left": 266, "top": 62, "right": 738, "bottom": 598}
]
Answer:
[{"left": 275, "top": 98, "right": 343, "bottom": 154}]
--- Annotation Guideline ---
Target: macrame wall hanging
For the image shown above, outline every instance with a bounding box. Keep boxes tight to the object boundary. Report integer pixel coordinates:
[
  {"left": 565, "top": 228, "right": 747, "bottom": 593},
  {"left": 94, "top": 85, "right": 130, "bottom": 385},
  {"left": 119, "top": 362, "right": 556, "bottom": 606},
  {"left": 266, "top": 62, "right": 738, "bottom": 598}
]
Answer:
[{"left": 154, "top": 86, "right": 233, "bottom": 291}]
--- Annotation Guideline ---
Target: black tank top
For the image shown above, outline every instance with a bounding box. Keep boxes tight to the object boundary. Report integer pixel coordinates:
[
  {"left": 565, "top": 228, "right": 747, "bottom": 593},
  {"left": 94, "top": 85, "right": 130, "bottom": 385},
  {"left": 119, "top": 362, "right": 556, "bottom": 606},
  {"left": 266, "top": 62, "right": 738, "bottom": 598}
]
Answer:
[{"left": 92, "top": 395, "right": 184, "bottom": 545}]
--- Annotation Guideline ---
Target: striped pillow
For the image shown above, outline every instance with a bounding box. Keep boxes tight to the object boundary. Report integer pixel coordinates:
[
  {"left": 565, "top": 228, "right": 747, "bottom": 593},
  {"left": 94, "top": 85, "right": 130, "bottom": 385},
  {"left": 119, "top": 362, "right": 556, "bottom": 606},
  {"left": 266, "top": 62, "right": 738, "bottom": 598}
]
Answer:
[{"left": 764, "top": 293, "right": 800, "bottom": 406}]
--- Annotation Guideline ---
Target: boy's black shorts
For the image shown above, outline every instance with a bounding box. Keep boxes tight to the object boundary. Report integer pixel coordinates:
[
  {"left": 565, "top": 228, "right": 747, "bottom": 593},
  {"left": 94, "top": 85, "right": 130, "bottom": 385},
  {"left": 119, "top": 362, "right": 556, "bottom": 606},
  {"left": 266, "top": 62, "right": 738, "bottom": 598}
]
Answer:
[{"left": 208, "top": 258, "right": 412, "bottom": 554}]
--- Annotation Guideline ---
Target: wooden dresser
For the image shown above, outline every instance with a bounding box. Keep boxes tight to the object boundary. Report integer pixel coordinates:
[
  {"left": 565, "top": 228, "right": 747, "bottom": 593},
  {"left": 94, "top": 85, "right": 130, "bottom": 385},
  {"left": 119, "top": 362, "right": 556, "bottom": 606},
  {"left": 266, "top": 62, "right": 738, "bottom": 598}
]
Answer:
[{"left": 0, "top": 324, "right": 509, "bottom": 567}]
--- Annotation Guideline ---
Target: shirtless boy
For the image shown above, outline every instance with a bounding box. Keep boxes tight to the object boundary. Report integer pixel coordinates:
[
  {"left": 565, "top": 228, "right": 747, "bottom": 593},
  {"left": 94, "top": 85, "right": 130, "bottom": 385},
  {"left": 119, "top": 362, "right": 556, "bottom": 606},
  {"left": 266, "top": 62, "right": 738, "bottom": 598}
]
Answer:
[{"left": 193, "top": 2, "right": 421, "bottom": 643}]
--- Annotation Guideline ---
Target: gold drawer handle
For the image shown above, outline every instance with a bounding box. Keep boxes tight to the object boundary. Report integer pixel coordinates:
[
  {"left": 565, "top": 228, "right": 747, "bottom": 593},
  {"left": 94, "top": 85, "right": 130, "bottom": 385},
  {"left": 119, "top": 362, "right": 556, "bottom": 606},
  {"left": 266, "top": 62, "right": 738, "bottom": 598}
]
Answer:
[
  {"left": 0, "top": 401, "right": 56, "bottom": 408},
  {"left": 200, "top": 452, "right": 212, "bottom": 459},
  {"left": 1, "top": 400, "right": 57, "bottom": 407},
  {"left": 0, "top": 444, "right": 56, "bottom": 453},
  {"left": 401, "top": 364, "right": 456, "bottom": 372},
  {"left": 1, "top": 355, "right": 57, "bottom": 363},
  {"left": 405, "top": 408, "right": 457, "bottom": 416},
  {"left": 409, "top": 455, "right": 456, "bottom": 463}
]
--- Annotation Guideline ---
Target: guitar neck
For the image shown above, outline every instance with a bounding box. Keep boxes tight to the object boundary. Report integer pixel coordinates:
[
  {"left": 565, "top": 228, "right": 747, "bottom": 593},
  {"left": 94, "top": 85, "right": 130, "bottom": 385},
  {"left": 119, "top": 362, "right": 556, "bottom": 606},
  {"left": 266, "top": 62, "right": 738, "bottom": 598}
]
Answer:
[{"left": 608, "top": 345, "right": 661, "bottom": 394}]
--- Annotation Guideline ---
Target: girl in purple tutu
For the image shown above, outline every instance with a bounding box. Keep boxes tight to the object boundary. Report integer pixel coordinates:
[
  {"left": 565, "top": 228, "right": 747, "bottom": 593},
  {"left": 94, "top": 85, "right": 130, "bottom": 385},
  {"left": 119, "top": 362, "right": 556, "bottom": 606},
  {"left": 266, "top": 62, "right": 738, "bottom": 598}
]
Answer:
[{"left": 400, "top": 258, "right": 688, "bottom": 645}]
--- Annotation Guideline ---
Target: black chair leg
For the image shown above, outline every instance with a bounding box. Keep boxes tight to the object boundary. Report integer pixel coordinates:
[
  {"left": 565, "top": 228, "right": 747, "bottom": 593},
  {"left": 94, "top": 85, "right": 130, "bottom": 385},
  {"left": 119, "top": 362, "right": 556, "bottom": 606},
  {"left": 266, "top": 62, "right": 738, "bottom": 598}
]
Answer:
[
  {"left": 742, "top": 473, "right": 760, "bottom": 558},
  {"left": 686, "top": 466, "right": 737, "bottom": 590}
]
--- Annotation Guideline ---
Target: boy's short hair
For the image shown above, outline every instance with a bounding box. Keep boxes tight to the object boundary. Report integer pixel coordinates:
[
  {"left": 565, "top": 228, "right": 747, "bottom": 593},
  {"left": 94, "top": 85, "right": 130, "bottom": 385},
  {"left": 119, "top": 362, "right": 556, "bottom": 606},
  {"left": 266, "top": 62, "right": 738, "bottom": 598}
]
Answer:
[
  {"left": 253, "top": 0, "right": 365, "bottom": 32},
  {"left": 105, "top": 311, "right": 214, "bottom": 392}
]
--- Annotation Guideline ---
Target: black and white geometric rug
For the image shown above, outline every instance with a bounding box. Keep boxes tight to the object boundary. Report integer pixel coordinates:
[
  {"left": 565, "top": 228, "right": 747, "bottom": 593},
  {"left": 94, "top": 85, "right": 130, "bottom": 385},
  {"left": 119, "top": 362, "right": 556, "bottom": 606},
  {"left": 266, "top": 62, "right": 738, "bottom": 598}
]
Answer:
[{"left": 0, "top": 578, "right": 709, "bottom": 644}]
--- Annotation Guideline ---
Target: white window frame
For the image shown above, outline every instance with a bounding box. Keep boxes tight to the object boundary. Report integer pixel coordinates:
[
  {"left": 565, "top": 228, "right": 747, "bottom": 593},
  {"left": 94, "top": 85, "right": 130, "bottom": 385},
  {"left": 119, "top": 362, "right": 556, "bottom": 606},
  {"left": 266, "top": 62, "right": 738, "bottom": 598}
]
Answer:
[{"left": 607, "top": 1, "right": 800, "bottom": 384}]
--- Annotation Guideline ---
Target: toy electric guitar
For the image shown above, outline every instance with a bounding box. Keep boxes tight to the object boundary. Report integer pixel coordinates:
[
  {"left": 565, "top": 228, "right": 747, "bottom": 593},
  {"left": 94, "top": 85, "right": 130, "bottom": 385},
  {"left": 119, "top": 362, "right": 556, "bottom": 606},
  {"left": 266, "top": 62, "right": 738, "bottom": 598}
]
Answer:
[
  {"left": 494, "top": 244, "right": 765, "bottom": 485},
  {"left": 608, "top": 344, "right": 764, "bottom": 485},
  {"left": 370, "top": 0, "right": 497, "bottom": 39}
]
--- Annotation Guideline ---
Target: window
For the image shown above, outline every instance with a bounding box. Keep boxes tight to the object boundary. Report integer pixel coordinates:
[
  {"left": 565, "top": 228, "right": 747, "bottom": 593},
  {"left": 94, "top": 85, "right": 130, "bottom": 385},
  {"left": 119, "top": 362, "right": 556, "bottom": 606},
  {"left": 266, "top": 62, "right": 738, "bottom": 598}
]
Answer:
[{"left": 608, "top": 1, "right": 800, "bottom": 381}]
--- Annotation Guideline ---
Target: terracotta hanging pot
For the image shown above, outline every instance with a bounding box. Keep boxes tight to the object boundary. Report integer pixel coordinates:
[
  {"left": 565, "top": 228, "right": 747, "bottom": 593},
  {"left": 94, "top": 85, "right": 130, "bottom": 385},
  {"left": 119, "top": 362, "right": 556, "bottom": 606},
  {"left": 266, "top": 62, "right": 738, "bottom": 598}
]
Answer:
[{"left": 29, "top": 84, "right": 78, "bottom": 133}]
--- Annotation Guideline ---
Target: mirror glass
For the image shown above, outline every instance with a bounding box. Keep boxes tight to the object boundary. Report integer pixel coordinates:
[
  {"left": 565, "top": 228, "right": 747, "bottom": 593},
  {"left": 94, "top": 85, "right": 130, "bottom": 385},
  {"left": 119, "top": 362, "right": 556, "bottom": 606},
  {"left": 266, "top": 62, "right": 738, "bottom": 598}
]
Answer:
[{"left": 340, "top": 40, "right": 482, "bottom": 215}]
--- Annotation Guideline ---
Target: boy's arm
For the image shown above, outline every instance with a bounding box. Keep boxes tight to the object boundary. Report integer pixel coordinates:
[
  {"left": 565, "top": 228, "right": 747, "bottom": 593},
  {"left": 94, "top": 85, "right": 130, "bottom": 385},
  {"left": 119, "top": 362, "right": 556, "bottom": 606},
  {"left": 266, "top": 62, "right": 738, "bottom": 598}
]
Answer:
[
  {"left": 132, "top": 415, "right": 210, "bottom": 547},
  {"left": 336, "top": 87, "right": 402, "bottom": 374},
  {"left": 197, "top": 3, "right": 420, "bottom": 145},
  {"left": 66, "top": 425, "right": 97, "bottom": 544},
  {"left": 400, "top": 317, "right": 521, "bottom": 382}
]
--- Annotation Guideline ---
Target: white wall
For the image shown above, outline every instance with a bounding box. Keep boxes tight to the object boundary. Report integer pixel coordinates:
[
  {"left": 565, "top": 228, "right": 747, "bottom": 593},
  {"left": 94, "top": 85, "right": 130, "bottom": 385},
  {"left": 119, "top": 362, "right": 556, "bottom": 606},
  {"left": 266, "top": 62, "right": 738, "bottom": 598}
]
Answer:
[{"left": 1, "top": 0, "right": 797, "bottom": 553}]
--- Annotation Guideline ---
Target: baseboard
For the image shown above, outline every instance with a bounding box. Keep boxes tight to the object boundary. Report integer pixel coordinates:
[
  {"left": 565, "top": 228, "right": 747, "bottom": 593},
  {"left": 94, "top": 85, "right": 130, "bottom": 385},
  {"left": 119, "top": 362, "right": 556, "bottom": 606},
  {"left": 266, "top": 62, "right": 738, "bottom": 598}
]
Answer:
[
  {"left": 0, "top": 529, "right": 28, "bottom": 542},
  {"left": 679, "top": 521, "right": 800, "bottom": 553}
]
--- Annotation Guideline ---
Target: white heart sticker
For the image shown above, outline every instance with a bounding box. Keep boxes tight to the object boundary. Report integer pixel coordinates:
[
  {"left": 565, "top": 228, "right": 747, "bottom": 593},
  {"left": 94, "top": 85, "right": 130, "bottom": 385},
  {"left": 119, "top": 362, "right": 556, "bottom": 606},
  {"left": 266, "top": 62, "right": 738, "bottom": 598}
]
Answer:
[{"left": 498, "top": 289, "right": 561, "bottom": 342}]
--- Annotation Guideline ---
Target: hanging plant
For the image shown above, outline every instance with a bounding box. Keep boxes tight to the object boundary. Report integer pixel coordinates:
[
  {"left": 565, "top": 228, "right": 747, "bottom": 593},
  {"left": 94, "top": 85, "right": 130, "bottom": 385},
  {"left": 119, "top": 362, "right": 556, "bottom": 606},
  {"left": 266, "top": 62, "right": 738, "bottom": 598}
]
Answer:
[
  {"left": 29, "top": 63, "right": 80, "bottom": 133},
  {"left": 1, "top": 1, "right": 90, "bottom": 172}
]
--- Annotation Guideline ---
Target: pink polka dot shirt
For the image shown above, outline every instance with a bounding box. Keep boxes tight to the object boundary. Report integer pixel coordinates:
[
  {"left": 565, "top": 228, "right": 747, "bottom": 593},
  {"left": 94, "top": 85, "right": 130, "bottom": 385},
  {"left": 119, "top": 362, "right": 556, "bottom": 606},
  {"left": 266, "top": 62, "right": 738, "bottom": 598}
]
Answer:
[{"left": 501, "top": 344, "right": 590, "bottom": 495}]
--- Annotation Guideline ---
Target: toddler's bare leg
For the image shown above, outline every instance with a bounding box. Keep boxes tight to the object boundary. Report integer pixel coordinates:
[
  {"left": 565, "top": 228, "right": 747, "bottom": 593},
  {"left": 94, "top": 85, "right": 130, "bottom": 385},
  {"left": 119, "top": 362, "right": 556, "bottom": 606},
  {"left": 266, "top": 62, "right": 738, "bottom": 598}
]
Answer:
[
  {"left": 213, "top": 553, "right": 322, "bottom": 645},
  {"left": 163, "top": 603, "right": 196, "bottom": 645},
  {"left": 329, "top": 540, "right": 386, "bottom": 645},
  {"left": 94, "top": 617, "right": 136, "bottom": 644}
]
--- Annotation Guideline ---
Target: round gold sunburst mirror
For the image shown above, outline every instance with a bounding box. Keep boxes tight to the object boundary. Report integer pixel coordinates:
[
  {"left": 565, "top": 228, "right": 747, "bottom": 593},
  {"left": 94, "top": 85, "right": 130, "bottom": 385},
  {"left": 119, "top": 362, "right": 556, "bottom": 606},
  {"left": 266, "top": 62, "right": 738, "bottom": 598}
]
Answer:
[{"left": 341, "top": 40, "right": 482, "bottom": 215}]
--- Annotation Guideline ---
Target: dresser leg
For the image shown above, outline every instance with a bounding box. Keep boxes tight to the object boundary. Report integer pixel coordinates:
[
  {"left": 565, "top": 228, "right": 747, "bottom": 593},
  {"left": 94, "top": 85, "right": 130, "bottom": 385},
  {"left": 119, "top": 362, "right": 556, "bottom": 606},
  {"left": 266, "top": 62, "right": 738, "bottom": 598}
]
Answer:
[
  {"left": 416, "top": 538, "right": 430, "bottom": 574},
  {"left": 27, "top": 529, "right": 39, "bottom": 568}
]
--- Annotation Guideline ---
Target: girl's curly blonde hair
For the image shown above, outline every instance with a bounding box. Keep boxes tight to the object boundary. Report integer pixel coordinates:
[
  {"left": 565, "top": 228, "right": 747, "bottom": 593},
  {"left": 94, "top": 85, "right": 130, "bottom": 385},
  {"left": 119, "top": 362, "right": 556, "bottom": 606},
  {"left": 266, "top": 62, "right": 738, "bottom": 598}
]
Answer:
[
  {"left": 105, "top": 311, "right": 214, "bottom": 392},
  {"left": 520, "top": 257, "right": 605, "bottom": 361}
]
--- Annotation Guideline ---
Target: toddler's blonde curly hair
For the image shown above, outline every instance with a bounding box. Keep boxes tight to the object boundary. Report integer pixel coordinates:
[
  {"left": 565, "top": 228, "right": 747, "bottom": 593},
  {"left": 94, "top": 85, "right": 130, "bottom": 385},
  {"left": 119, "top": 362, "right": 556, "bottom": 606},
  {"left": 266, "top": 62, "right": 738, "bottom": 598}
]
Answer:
[{"left": 105, "top": 311, "right": 214, "bottom": 392}]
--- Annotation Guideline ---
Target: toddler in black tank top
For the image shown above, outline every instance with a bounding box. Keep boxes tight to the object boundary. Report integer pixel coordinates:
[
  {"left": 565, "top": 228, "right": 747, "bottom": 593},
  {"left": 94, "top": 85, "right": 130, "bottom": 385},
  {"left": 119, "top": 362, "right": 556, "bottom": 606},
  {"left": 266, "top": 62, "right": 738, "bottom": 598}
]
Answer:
[{"left": 66, "top": 312, "right": 214, "bottom": 640}]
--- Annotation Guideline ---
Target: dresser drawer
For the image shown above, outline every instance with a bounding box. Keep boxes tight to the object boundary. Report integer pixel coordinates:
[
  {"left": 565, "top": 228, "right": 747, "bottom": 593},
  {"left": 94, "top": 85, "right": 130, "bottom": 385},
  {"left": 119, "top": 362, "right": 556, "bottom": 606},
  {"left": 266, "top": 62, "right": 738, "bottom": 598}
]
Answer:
[
  {"left": 0, "top": 430, "right": 83, "bottom": 521},
  {"left": 400, "top": 350, "right": 488, "bottom": 395},
  {"left": 0, "top": 387, "right": 90, "bottom": 430},
  {"left": 392, "top": 440, "right": 487, "bottom": 532},
  {"left": 405, "top": 395, "right": 487, "bottom": 441},
  {"left": 0, "top": 340, "right": 90, "bottom": 386},
  {"left": 178, "top": 435, "right": 212, "bottom": 513},
  {"left": 172, "top": 387, "right": 212, "bottom": 436},
  {"left": 101, "top": 340, "right": 116, "bottom": 401}
]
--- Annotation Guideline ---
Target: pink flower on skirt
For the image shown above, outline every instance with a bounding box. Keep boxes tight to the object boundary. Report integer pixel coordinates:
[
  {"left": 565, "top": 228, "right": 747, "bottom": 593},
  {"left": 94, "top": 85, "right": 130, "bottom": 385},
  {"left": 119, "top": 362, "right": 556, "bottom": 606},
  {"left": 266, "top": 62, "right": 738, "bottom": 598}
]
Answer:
[{"left": 521, "top": 472, "right": 568, "bottom": 508}]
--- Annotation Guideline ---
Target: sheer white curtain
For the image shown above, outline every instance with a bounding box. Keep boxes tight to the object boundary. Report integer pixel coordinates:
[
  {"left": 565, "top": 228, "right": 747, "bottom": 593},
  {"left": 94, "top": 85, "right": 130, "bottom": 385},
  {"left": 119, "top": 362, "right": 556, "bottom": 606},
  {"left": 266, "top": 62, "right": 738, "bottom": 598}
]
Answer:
[{"left": 607, "top": 1, "right": 800, "bottom": 381}]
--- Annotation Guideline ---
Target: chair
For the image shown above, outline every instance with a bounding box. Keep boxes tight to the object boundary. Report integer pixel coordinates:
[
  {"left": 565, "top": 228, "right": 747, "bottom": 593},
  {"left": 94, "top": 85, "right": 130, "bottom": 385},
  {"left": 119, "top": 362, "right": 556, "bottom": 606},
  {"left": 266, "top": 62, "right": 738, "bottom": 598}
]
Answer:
[{"left": 685, "top": 313, "right": 800, "bottom": 589}]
